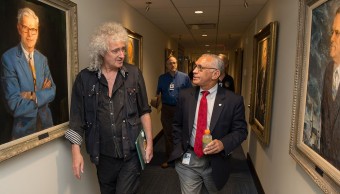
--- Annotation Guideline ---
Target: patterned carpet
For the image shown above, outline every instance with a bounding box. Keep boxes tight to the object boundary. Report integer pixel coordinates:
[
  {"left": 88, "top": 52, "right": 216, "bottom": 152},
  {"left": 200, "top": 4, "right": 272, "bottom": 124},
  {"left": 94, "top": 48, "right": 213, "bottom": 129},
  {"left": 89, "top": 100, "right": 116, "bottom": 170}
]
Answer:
[{"left": 138, "top": 135, "right": 258, "bottom": 194}]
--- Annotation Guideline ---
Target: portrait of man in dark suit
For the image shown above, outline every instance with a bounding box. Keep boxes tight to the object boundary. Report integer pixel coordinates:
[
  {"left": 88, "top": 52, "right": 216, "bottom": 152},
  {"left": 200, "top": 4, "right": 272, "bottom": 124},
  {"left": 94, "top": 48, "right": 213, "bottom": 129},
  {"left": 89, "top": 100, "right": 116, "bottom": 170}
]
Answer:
[
  {"left": 255, "top": 39, "right": 268, "bottom": 127},
  {"left": 320, "top": 6, "right": 340, "bottom": 170}
]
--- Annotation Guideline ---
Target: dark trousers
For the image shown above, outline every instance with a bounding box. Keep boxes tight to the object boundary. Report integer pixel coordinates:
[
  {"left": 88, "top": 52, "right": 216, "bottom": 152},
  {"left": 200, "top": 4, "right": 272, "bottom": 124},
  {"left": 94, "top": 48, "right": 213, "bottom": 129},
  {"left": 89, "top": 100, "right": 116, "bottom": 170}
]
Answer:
[
  {"left": 96, "top": 153, "right": 141, "bottom": 194},
  {"left": 161, "top": 104, "right": 176, "bottom": 159}
]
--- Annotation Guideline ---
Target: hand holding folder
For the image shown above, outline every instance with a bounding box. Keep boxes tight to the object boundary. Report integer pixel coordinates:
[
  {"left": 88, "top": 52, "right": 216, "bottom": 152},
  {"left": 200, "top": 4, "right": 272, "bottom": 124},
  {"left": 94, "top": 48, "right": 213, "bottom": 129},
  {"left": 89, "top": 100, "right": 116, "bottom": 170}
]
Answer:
[{"left": 135, "top": 129, "right": 147, "bottom": 170}]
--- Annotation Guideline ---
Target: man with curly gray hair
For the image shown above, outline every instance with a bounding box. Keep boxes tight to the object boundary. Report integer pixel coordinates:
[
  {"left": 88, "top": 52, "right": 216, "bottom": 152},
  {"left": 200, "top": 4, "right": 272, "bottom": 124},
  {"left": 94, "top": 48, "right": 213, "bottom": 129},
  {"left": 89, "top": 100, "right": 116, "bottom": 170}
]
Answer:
[{"left": 65, "top": 22, "right": 153, "bottom": 194}]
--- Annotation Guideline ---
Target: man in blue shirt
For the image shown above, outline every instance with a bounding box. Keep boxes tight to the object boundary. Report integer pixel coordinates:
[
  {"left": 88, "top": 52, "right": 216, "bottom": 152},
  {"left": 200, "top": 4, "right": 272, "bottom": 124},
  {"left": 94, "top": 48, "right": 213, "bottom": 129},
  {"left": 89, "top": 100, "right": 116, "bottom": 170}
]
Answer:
[{"left": 156, "top": 55, "right": 191, "bottom": 168}]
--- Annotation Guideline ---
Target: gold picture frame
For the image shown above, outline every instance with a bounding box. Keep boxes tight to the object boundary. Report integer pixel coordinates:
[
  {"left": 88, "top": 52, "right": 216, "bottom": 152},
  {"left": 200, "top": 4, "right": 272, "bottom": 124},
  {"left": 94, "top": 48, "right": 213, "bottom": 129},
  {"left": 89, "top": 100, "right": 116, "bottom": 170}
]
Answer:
[
  {"left": 0, "top": 0, "right": 78, "bottom": 162},
  {"left": 249, "top": 21, "right": 278, "bottom": 145},
  {"left": 290, "top": 0, "right": 340, "bottom": 192}
]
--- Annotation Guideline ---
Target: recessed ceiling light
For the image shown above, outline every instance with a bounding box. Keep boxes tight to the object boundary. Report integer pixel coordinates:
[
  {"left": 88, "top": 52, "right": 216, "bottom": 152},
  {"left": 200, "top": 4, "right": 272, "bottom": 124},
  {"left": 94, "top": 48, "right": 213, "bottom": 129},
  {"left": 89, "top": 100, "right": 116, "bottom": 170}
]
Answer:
[
  {"left": 202, "top": 34, "right": 207, "bottom": 37},
  {"left": 195, "top": 10, "right": 203, "bottom": 14},
  {"left": 205, "top": 44, "right": 210, "bottom": 47}
]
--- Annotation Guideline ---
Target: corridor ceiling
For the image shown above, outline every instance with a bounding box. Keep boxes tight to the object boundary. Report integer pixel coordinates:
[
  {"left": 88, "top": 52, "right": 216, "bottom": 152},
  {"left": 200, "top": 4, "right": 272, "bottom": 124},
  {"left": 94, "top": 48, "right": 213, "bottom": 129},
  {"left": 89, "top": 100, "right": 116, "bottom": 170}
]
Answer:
[{"left": 123, "top": 0, "right": 268, "bottom": 58}]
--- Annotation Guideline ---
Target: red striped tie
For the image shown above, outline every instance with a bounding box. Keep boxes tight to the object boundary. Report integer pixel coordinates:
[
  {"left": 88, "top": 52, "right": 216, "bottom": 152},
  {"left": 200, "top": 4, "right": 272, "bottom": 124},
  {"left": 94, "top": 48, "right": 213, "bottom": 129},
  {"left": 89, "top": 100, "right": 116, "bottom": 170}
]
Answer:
[{"left": 194, "top": 91, "right": 209, "bottom": 158}]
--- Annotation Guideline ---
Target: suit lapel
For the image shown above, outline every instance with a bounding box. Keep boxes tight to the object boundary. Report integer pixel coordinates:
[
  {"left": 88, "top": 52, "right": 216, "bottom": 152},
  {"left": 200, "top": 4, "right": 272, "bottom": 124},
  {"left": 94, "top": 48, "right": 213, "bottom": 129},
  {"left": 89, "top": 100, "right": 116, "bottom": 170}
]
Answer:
[
  {"left": 210, "top": 87, "right": 225, "bottom": 133},
  {"left": 16, "top": 45, "right": 34, "bottom": 86},
  {"left": 188, "top": 87, "right": 200, "bottom": 135},
  {"left": 33, "top": 51, "right": 42, "bottom": 87}
]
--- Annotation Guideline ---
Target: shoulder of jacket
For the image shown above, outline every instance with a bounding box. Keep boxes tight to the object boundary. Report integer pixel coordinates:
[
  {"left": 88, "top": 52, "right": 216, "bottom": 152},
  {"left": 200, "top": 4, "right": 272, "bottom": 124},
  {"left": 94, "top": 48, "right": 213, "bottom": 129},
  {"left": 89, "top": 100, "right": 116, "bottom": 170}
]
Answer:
[
  {"left": 34, "top": 49, "right": 45, "bottom": 57},
  {"left": 77, "top": 68, "right": 98, "bottom": 82},
  {"left": 124, "top": 63, "right": 139, "bottom": 72},
  {"left": 3, "top": 45, "right": 19, "bottom": 57}
]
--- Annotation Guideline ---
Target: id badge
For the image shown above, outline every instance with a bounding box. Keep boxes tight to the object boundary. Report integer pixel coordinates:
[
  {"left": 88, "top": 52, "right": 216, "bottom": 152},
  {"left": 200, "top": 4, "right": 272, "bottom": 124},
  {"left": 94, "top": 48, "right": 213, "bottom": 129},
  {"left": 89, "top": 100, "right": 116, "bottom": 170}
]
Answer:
[
  {"left": 182, "top": 153, "right": 191, "bottom": 165},
  {"left": 169, "top": 83, "right": 174, "bottom": 91}
]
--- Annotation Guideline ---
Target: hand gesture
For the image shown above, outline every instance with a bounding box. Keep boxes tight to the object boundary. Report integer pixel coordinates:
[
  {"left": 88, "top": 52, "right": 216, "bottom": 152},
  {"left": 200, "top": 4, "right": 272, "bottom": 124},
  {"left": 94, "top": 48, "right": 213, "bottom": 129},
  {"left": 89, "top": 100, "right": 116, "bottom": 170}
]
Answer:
[{"left": 42, "top": 78, "right": 51, "bottom": 89}]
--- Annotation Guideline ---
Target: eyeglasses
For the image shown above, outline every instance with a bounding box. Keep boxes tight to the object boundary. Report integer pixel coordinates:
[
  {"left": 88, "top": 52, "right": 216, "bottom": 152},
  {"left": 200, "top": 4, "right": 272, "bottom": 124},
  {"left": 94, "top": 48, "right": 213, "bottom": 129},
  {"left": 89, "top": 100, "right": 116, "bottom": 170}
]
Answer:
[
  {"left": 193, "top": 64, "right": 217, "bottom": 72},
  {"left": 20, "top": 24, "right": 38, "bottom": 35},
  {"left": 330, "top": 29, "right": 340, "bottom": 37},
  {"left": 110, "top": 47, "right": 126, "bottom": 55}
]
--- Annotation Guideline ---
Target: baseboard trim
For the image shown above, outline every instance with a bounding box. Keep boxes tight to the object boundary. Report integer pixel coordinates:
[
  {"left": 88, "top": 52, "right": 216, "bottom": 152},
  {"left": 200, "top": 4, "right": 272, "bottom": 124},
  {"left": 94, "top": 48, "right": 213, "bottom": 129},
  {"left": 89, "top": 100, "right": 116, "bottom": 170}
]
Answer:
[{"left": 247, "top": 153, "right": 265, "bottom": 194}]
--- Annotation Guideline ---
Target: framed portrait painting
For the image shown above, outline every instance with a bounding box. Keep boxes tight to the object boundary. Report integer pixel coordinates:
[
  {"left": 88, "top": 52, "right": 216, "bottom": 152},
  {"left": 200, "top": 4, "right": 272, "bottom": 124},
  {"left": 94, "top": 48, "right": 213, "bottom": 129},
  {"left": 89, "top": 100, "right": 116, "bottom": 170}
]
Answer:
[
  {"left": 234, "top": 48, "right": 244, "bottom": 95},
  {"left": 125, "top": 28, "right": 142, "bottom": 71},
  {"left": 249, "top": 21, "right": 278, "bottom": 145},
  {"left": 290, "top": 0, "right": 340, "bottom": 192},
  {"left": 0, "top": 0, "right": 78, "bottom": 162}
]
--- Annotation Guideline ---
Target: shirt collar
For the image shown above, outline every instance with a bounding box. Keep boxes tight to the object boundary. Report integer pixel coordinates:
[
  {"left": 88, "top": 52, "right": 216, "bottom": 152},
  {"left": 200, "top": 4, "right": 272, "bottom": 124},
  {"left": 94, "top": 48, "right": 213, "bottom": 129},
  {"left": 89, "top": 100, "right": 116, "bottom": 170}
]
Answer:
[
  {"left": 96, "top": 64, "right": 129, "bottom": 80},
  {"left": 199, "top": 83, "right": 218, "bottom": 95},
  {"left": 21, "top": 43, "right": 34, "bottom": 61}
]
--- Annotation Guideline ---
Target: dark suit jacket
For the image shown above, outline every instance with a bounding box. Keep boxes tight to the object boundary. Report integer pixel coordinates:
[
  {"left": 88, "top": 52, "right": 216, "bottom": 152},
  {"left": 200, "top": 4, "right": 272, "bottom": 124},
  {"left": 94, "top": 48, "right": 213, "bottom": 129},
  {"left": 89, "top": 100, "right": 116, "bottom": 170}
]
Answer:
[
  {"left": 1, "top": 44, "right": 56, "bottom": 138},
  {"left": 219, "top": 74, "right": 235, "bottom": 92},
  {"left": 321, "top": 61, "right": 340, "bottom": 169},
  {"left": 168, "top": 85, "right": 248, "bottom": 190}
]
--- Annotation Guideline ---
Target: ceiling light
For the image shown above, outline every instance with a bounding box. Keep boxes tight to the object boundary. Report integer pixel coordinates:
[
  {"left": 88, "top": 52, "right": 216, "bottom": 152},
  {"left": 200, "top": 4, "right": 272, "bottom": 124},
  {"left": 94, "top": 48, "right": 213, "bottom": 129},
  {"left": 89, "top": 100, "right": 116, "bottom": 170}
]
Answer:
[
  {"left": 195, "top": 10, "right": 203, "bottom": 14},
  {"left": 145, "top": 1, "right": 152, "bottom": 12},
  {"left": 202, "top": 34, "right": 207, "bottom": 37},
  {"left": 243, "top": 0, "right": 248, "bottom": 8},
  {"left": 205, "top": 44, "right": 210, "bottom": 47}
]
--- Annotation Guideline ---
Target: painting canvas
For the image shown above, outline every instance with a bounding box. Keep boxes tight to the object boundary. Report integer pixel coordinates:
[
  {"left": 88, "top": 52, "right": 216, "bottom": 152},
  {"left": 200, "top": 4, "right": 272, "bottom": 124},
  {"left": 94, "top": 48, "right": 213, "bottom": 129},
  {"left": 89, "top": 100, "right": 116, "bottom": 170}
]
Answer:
[
  {"left": 290, "top": 0, "right": 340, "bottom": 192},
  {"left": 125, "top": 28, "right": 142, "bottom": 71},
  {"left": 0, "top": 0, "right": 78, "bottom": 162},
  {"left": 234, "top": 48, "right": 243, "bottom": 95},
  {"left": 249, "top": 21, "right": 278, "bottom": 145}
]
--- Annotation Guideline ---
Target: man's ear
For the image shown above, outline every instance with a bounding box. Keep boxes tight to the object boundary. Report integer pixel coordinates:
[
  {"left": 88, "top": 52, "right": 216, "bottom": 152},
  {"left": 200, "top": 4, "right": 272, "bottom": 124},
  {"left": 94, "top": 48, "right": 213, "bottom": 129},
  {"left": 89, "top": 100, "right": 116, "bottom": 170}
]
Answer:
[{"left": 212, "top": 70, "right": 221, "bottom": 80}]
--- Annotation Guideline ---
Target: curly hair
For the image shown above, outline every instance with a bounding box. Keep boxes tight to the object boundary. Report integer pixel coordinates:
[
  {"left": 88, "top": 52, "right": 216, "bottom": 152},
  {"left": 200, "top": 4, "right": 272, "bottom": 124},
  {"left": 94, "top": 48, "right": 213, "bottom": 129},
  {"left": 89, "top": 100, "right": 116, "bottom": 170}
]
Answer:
[{"left": 88, "top": 22, "right": 128, "bottom": 70}]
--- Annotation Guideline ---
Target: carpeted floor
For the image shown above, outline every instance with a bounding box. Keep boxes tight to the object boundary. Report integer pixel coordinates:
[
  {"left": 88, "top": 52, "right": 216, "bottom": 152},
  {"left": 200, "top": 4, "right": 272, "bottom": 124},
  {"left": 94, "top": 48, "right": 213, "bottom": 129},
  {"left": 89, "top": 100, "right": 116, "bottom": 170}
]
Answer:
[{"left": 138, "top": 135, "right": 258, "bottom": 194}]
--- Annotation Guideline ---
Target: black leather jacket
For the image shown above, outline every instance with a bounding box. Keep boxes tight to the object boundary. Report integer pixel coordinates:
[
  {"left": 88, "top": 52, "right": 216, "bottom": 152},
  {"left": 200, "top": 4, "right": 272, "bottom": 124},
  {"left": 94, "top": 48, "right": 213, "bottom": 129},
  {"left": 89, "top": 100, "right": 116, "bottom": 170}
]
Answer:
[{"left": 66, "top": 63, "right": 151, "bottom": 164}]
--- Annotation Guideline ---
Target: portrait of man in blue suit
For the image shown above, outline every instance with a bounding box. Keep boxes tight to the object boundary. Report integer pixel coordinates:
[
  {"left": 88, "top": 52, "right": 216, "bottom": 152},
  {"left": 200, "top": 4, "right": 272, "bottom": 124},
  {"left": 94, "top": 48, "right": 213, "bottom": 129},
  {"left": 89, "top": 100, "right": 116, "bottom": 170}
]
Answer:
[{"left": 1, "top": 7, "right": 56, "bottom": 139}]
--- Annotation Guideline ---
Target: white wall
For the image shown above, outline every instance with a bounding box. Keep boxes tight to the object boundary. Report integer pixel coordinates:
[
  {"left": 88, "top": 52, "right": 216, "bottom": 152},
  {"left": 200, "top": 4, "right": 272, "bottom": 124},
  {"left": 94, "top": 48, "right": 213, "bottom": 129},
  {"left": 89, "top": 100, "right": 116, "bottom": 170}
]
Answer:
[
  {"left": 240, "top": 0, "right": 324, "bottom": 193},
  {"left": 0, "top": 0, "right": 174, "bottom": 193}
]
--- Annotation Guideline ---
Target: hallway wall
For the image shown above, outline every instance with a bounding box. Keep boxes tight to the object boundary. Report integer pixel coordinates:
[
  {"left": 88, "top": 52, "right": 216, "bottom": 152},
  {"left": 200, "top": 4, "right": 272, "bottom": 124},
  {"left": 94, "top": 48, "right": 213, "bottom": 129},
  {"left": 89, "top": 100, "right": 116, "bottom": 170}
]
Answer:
[
  {"left": 239, "top": 0, "right": 324, "bottom": 193},
  {"left": 0, "top": 0, "right": 175, "bottom": 193}
]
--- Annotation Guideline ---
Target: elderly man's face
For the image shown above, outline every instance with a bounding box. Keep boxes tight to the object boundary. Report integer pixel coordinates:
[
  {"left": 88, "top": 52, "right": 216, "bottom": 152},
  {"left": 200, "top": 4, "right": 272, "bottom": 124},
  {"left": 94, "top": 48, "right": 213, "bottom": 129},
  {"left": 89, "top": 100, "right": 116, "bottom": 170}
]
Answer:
[
  {"left": 166, "top": 57, "right": 178, "bottom": 73},
  {"left": 103, "top": 41, "right": 126, "bottom": 69},
  {"left": 192, "top": 55, "right": 220, "bottom": 90},
  {"left": 330, "top": 14, "right": 340, "bottom": 64},
  {"left": 17, "top": 15, "right": 38, "bottom": 53}
]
